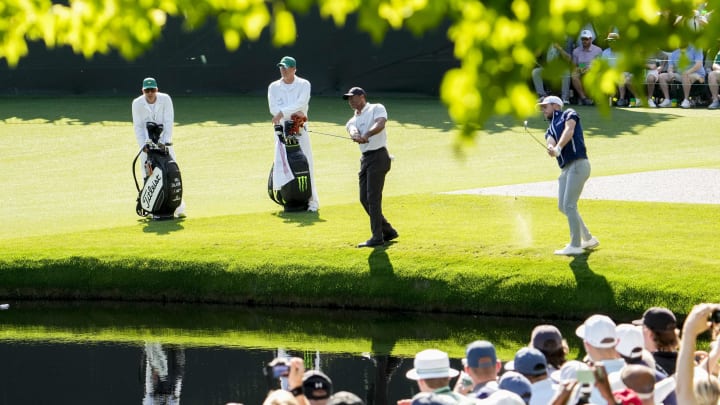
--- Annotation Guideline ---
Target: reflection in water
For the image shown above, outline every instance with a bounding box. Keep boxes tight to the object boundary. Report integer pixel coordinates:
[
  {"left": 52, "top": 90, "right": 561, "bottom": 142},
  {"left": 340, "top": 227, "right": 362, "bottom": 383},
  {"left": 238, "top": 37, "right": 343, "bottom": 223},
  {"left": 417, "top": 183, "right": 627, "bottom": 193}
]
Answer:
[
  {"left": 143, "top": 343, "right": 185, "bottom": 405},
  {"left": 0, "top": 302, "right": 589, "bottom": 405}
]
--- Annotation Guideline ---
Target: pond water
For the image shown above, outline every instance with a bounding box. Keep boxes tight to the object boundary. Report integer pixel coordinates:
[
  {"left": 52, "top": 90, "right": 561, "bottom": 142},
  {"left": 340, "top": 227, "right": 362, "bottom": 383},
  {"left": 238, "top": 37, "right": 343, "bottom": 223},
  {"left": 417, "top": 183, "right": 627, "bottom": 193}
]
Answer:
[{"left": 0, "top": 301, "right": 585, "bottom": 405}]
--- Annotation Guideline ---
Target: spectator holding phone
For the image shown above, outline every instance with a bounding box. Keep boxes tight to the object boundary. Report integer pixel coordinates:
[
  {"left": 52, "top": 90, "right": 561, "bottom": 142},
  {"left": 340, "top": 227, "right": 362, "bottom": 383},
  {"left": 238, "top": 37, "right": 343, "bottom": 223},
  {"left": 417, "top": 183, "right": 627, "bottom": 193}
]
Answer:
[{"left": 676, "top": 303, "right": 720, "bottom": 405}]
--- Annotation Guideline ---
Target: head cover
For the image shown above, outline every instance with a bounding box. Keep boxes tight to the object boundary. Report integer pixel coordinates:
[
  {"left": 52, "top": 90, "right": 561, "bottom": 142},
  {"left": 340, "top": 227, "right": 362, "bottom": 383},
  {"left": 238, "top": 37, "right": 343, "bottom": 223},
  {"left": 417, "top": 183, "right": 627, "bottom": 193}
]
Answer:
[
  {"left": 498, "top": 371, "right": 532, "bottom": 405},
  {"left": 576, "top": 314, "right": 618, "bottom": 348},
  {"left": 465, "top": 340, "right": 497, "bottom": 368},
  {"left": 615, "top": 324, "right": 644, "bottom": 359},
  {"left": 581, "top": 30, "right": 593, "bottom": 40},
  {"left": 277, "top": 56, "right": 297, "bottom": 68},
  {"left": 632, "top": 307, "right": 677, "bottom": 332},
  {"left": 504, "top": 347, "right": 548, "bottom": 377},
  {"left": 328, "top": 391, "right": 365, "bottom": 405},
  {"left": 406, "top": 349, "right": 460, "bottom": 380},
  {"left": 303, "top": 370, "right": 333, "bottom": 400},
  {"left": 142, "top": 77, "right": 158, "bottom": 89},
  {"left": 343, "top": 87, "right": 367, "bottom": 99},
  {"left": 531, "top": 324, "right": 563, "bottom": 353},
  {"left": 538, "top": 95, "right": 564, "bottom": 108}
]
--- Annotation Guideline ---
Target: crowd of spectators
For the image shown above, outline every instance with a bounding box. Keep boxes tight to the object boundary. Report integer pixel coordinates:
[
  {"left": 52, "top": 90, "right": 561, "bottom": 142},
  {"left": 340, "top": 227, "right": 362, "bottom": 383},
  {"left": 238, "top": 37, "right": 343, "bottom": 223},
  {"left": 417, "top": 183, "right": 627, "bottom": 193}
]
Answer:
[
  {"left": 533, "top": 12, "right": 720, "bottom": 109},
  {"left": 251, "top": 304, "right": 720, "bottom": 405}
]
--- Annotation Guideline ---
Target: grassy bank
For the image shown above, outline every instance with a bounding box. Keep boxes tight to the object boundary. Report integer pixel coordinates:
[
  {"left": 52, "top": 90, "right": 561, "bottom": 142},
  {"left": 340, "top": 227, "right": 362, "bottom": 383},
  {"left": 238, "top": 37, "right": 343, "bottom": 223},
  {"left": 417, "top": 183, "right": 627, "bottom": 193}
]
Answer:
[{"left": 0, "top": 96, "right": 718, "bottom": 322}]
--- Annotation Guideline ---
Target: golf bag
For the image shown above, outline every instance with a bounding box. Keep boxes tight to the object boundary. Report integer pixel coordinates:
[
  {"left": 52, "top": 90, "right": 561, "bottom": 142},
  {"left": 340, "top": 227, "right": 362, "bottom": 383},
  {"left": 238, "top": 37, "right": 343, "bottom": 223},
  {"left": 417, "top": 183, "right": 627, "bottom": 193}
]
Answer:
[
  {"left": 133, "top": 122, "right": 183, "bottom": 219},
  {"left": 268, "top": 122, "right": 312, "bottom": 212}
]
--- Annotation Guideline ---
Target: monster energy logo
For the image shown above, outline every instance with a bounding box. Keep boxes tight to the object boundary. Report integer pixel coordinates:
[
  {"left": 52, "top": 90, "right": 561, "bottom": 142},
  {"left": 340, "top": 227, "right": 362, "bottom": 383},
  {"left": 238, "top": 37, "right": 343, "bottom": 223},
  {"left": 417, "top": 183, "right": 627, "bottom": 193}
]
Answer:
[{"left": 297, "top": 175, "right": 308, "bottom": 192}]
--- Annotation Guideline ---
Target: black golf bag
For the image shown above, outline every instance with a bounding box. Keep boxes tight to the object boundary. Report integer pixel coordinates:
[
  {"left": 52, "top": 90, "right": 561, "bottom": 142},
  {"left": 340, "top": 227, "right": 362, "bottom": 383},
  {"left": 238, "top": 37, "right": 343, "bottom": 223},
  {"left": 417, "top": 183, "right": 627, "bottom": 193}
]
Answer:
[
  {"left": 133, "top": 122, "right": 183, "bottom": 219},
  {"left": 268, "top": 123, "right": 312, "bottom": 212}
]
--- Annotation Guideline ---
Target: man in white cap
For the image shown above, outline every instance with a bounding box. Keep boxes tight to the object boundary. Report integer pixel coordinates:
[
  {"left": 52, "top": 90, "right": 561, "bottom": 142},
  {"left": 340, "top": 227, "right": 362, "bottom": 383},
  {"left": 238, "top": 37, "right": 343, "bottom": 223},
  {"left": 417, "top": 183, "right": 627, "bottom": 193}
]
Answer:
[
  {"left": 268, "top": 55, "right": 320, "bottom": 212},
  {"left": 538, "top": 95, "right": 599, "bottom": 255},
  {"left": 575, "top": 314, "right": 626, "bottom": 403},
  {"left": 571, "top": 29, "right": 602, "bottom": 105},
  {"left": 399, "top": 349, "right": 474, "bottom": 404}
]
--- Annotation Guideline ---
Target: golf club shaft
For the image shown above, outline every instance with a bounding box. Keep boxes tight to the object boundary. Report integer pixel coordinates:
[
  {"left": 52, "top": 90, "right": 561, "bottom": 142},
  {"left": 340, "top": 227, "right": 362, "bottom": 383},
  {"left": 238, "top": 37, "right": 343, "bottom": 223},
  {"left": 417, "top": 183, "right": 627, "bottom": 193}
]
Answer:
[
  {"left": 523, "top": 121, "right": 547, "bottom": 150},
  {"left": 308, "top": 129, "right": 350, "bottom": 140}
]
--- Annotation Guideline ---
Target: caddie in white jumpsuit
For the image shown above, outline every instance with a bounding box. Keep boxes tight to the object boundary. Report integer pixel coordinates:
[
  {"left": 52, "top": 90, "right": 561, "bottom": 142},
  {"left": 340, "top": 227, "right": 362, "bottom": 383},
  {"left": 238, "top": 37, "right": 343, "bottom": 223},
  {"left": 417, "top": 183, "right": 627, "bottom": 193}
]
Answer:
[
  {"left": 131, "top": 77, "right": 186, "bottom": 218},
  {"left": 267, "top": 56, "right": 320, "bottom": 212}
]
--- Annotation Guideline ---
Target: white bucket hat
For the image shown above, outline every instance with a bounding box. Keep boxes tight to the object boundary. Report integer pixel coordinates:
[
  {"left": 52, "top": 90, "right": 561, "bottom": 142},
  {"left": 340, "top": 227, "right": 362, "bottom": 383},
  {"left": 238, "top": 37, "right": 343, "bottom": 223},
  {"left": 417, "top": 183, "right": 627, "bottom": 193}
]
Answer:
[{"left": 406, "top": 349, "right": 460, "bottom": 380}]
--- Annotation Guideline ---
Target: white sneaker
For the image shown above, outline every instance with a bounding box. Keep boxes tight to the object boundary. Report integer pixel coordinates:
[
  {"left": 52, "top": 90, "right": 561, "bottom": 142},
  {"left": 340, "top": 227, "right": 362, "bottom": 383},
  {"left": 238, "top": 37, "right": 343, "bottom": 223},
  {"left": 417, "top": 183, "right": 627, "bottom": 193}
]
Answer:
[
  {"left": 554, "top": 245, "right": 585, "bottom": 255},
  {"left": 658, "top": 99, "right": 672, "bottom": 107},
  {"left": 680, "top": 99, "right": 691, "bottom": 108},
  {"left": 581, "top": 237, "right": 600, "bottom": 249},
  {"left": 634, "top": 98, "right": 642, "bottom": 107},
  {"left": 709, "top": 100, "right": 720, "bottom": 109},
  {"left": 648, "top": 98, "right": 657, "bottom": 108}
]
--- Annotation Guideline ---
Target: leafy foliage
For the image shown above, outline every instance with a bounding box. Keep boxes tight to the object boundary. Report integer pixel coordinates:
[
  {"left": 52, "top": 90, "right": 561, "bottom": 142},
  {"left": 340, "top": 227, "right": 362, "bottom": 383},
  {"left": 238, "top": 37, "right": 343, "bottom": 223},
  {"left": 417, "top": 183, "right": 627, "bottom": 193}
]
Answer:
[{"left": 0, "top": 0, "right": 717, "bottom": 138}]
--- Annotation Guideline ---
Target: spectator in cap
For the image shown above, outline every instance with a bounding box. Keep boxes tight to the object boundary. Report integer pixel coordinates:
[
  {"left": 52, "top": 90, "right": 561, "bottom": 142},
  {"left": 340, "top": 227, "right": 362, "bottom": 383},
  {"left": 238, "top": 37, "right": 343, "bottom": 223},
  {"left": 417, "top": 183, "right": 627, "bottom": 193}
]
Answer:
[
  {"left": 674, "top": 303, "right": 720, "bottom": 405},
  {"left": 399, "top": 349, "right": 473, "bottom": 405},
  {"left": 498, "top": 371, "right": 532, "bottom": 405},
  {"left": 504, "top": 347, "right": 553, "bottom": 405},
  {"left": 457, "top": 340, "right": 500, "bottom": 399},
  {"left": 632, "top": 307, "right": 679, "bottom": 376},
  {"left": 259, "top": 357, "right": 311, "bottom": 405},
  {"left": 530, "top": 324, "right": 568, "bottom": 373},
  {"left": 327, "top": 391, "right": 364, "bottom": 405},
  {"left": 131, "top": 76, "right": 187, "bottom": 218},
  {"left": 343, "top": 86, "right": 399, "bottom": 248},
  {"left": 576, "top": 314, "right": 626, "bottom": 403},
  {"left": 571, "top": 29, "right": 602, "bottom": 105},
  {"left": 538, "top": 95, "right": 599, "bottom": 256},
  {"left": 615, "top": 324, "right": 678, "bottom": 405},
  {"left": 303, "top": 370, "right": 333, "bottom": 405},
  {"left": 268, "top": 55, "right": 320, "bottom": 212}
]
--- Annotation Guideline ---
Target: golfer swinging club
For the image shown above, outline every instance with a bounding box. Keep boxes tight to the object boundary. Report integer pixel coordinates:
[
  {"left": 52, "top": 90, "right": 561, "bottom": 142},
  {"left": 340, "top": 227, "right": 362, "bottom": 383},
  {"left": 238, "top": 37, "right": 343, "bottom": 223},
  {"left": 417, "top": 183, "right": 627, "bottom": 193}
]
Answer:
[{"left": 538, "top": 96, "right": 599, "bottom": 255}]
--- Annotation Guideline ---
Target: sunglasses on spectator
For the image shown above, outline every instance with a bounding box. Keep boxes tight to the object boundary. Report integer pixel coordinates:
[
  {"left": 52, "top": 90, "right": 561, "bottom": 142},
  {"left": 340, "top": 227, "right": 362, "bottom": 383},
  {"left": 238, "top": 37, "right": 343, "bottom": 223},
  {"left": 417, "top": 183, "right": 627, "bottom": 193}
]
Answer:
[
  {"left": 581, "top": 37, "right": 592, "bottom": 40},
  {"left": 143, "top": 88, "right": 157, "bottom": 93}
]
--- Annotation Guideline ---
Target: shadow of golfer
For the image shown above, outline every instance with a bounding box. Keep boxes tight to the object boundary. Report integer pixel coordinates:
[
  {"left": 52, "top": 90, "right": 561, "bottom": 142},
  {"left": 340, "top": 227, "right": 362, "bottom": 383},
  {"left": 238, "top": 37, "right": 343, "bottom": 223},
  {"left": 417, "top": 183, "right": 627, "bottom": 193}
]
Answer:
[
  {"left": 272, "top": 210, "right": 326, "bottom": 227},
  {"left": 569, "top": 251, "right": 617, "bottom": 312},
  {"left": 368, "top": 247, "right": 394, "bottom": 277},
  {"left": 141, "top": 219, "right": 185, "bottom": 235}
]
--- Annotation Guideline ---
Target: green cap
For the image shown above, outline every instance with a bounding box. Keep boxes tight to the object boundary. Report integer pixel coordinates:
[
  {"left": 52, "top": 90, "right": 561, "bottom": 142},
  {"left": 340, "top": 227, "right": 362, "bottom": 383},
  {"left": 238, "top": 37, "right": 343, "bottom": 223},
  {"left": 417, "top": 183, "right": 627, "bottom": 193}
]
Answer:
[
  {"left": 142, "top": 77, "right": 158, "bottom": 89},
  {"left": 277, "top": 56, "right": 296, "bottom": 68}
]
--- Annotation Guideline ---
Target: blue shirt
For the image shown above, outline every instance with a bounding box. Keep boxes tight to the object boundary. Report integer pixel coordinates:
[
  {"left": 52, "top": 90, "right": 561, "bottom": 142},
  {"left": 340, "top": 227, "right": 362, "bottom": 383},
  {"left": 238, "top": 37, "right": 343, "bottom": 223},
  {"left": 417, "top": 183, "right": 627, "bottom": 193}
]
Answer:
[
  {"left": 544, "top": 108, "right": 588, "bottom": 168},
  {"left": 669, "top": 46, "right": 705, "bottom": 77}
]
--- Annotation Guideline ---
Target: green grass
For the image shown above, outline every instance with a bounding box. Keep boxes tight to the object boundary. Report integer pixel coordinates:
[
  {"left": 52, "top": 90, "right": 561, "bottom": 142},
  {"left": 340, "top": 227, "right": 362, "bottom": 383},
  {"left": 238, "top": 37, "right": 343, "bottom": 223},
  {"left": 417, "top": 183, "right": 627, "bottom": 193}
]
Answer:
[{"left": 0, "top": 95, "right": 718, "bottom": 323}]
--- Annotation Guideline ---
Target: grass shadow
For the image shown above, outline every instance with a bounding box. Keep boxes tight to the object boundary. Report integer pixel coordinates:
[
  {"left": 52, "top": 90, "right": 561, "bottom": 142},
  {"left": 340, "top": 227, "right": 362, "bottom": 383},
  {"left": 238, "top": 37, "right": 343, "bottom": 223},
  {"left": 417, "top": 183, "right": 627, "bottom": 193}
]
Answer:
[
  {"left": 479, "top": 106, "right": 682, "bottom": 139},
  {"left": 272, "top": 210, "right": 326, "bottom": 227},
  {"left": 141, "top": 218, "right": 185, "bottom": 235}
]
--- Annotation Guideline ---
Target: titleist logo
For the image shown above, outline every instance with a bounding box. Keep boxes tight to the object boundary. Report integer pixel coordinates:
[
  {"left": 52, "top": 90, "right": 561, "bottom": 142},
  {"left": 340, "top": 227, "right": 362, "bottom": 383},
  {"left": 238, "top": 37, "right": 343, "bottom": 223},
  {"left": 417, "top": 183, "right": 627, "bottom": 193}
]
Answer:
[{"left": 142, "top": 174, "right": 162, "bottom": 206}]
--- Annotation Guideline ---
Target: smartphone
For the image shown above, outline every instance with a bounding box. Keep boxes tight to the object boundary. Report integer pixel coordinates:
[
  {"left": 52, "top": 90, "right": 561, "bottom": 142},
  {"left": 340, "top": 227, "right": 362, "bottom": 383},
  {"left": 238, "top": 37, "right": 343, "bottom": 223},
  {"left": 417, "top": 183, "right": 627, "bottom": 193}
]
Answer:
[
  {"left": 273, "top": 364, "right": 290, "bottom": 378},
  {"left": 576, "top": 369, "right": 595, "bottom": 384}
]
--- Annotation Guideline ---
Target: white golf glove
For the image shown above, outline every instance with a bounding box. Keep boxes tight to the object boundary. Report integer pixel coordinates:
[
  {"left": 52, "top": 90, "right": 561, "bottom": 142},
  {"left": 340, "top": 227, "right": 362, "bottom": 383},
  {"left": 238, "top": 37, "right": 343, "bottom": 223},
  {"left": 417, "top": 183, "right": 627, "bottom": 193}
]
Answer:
[{"left": 551, "top": 145, "right": 562, "bottom": 157}]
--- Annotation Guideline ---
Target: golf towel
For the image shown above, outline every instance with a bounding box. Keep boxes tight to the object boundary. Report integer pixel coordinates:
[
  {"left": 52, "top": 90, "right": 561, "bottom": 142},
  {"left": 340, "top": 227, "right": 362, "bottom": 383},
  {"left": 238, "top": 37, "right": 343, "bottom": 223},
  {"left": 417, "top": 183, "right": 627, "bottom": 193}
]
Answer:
[{"left": 272, "top": 138, "right": 295, "bottom": 190}]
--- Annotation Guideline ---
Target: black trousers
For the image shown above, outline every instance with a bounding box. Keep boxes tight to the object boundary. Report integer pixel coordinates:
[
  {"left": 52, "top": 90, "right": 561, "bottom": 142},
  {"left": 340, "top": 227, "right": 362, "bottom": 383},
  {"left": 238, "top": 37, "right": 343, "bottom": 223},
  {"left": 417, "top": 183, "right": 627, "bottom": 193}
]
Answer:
[{"left": 359, "top": 147, "right": 394, "bottom": 241}]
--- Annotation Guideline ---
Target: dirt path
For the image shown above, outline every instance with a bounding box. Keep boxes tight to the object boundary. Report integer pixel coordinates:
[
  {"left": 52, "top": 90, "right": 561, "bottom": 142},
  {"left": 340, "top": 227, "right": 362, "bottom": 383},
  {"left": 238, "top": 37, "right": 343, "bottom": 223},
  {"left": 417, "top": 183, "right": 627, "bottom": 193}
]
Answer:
[{"left": 446, "top": 168, "right": 720, "bottom": 205}]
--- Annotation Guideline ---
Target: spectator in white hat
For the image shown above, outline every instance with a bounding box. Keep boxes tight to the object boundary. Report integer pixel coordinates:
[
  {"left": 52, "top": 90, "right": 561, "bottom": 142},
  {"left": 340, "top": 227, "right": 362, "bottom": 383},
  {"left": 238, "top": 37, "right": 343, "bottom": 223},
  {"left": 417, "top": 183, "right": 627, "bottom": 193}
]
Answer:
[
  {"left": 576, "top": 314, "right": 626, "bottom": 403},
  {"left": 399, "top": 349, "right": 474, "bottom": 405}
]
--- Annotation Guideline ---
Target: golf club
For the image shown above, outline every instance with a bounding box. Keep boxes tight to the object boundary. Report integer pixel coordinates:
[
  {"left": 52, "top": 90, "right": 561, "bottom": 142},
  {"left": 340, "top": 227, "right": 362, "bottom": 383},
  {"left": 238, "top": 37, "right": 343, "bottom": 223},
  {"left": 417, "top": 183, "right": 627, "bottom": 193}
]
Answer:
[
  {"left": 523, "top": 120, "right": 548, "bottom": 150},
  {"left": 307, "top": 129, "right": 351, "bottom": 140}
]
